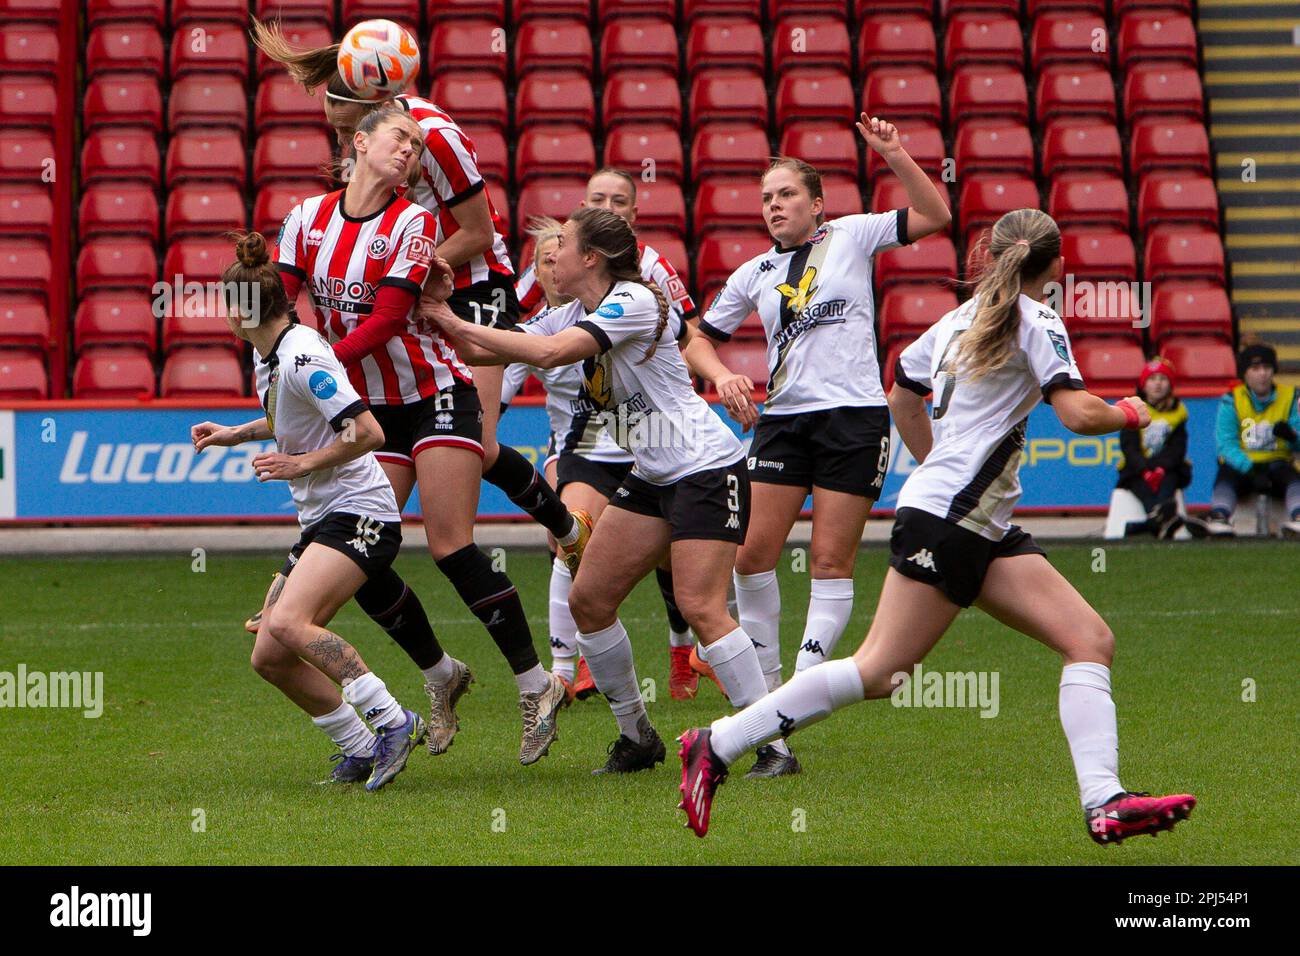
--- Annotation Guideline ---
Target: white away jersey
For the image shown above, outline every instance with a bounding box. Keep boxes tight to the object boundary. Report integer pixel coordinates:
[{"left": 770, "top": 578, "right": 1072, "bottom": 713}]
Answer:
[
  {"left": 522, "top": 281, "right": 743, "bottom": 484},
  {"left": 501, "top": 316, "right": 632, "bottom": 465},
  {"left": 893, "top": 294, "right": 1085, "bottom": 541},
  {"left": 253, "top": 324, "right": 399, "bottom": 528},
  {"left": 276, "top": 188, "right": 472, "bottom": 405},
  {"left": 699, "top": 211, "right": 909, "bottom": 414}
]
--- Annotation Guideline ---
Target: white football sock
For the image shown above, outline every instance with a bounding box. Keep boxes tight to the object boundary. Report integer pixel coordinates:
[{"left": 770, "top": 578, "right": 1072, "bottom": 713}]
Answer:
[
  {"left": 341, "top": 672, "right": 405, "bottom": 730},
  {"left": 548, "top": 558, "right": 579, "bottom": 678},
  {"left": 710, "top": 658, "right": 864, "bottom": 766},
  {"left": 1059, "top": 662, "right": 1124, "bottom": 809},
  {"left": 556, "top": 516, "right": 580, "bottom": 547},
  {"left": 734, "top": 569, "right": 782, "bottom": 691},
  {"left": 576, "top": 619, "right": 646, "bottom": 742},
  {"left": 668, "top": 627, "right": 695, "bottom": 648},
  {"left": 421, "top": 654, "right": 456, "bottom": 687},
  {"left": 312, "top": 700, "right": 376, "bottom": 758},
  {"left": 701, "top": 626, "right": 769, "bottom": 709},
  {"left": 794, "top": 577, "right": 854, "bottom": 672},
  {"left": 515, "top": 663, "right": 550, "bottom": 696}
]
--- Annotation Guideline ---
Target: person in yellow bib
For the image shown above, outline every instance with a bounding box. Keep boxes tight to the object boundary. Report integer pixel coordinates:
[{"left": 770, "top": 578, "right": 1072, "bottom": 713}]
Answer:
[
  {"left": 1115, "top": 358, "right": 1208, "bottom": 539},
  {"left": 1207, "top": 343, "right": 1300, "bottom": 537}
]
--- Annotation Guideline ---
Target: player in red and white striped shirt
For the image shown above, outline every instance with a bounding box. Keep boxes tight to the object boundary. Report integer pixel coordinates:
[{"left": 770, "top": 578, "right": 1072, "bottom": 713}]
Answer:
[{"left": 272, "top": 105, "right": 569, "bottom": 765}]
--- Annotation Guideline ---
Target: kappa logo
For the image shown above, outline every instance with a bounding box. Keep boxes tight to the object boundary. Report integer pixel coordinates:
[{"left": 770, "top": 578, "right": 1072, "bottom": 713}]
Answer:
[
  {"left": 907, "top": 548, "right": 937, "bottom": 572},
  {"left": 800, "top": 639, "right": 824, "bottom": 657},
  {"left": 615, "top": 487, "right": 630, "bottom": 497},
  {"left": 549, "top": 636, "right": 571, "bottom": 650},
  {"left": 368, "top": 235, "right": 391, "bottom": 259},
  {"left": 724, "top": 513, "right": 740, "bottom": 530},
  {"left": 347, "top": 535, "right": 370, "bottom": 556},
  {"left": 758, "top": 260, "right": 775, "bottom": 272},
  {"left": 292, "top": 354, "right": 316, "bottom": 372},
  {"left": 776, "top": 710, "right": 795, "bottom": 736}
]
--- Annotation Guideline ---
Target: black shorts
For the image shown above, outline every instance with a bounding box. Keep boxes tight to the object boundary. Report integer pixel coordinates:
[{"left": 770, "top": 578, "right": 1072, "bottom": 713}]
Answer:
[
  {"left": 747, "top": 405, "right": 891, "bottom": 499},
  {"left": 609, "top": 458, "right": 750, "bottom": 543},
  {"left": 369, "top": 383, "right": 484, "bottom": 466},
  {"left": 888, "top": 507, "right": 1046, "bottom": 608},
  {"left": 446, "top": 271, "right": 522, "bottom": 331},
  {"left": 556, "top": 454, "right": 633, "bottom": 498},
  {"left": 281, "top": 511, "right": 402, "bottom": 580}
]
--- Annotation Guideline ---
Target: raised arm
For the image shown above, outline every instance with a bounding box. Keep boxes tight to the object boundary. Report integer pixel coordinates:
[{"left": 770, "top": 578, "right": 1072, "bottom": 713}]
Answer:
[{"left": 857, "top": 114, "right": 951, "bottom": 242}]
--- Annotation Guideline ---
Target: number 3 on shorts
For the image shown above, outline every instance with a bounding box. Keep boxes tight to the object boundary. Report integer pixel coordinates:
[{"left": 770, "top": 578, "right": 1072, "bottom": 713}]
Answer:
[{"left": 726, "top": 473, "right": 740, "bottom": 513}]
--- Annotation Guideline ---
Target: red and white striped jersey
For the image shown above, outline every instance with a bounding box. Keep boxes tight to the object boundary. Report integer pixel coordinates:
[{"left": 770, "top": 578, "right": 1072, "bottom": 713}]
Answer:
[
  {"left": 276, "top": 188, "right": 472, "bottom": 406},
  {"left": 396, "top": 94, "right": 514, "bottom": 290},
  {"left": 513, "top": 240, "right": 696, "bottom": 321}
]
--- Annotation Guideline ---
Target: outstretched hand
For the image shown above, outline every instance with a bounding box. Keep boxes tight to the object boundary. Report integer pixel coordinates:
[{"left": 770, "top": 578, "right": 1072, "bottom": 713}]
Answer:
[{"left": 856, "top": 113, "right": 902, "bottom": 156}]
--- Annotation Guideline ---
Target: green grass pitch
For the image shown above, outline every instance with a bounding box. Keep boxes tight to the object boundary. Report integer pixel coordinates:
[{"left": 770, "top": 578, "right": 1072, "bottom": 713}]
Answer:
[{"left": 0, "top": 540, "right": 1294, "bottom": 865}]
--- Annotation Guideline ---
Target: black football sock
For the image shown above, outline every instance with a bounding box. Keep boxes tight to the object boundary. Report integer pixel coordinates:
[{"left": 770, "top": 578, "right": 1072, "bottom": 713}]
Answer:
[
  {"left": 483, "top": 444, "right": 574, "bottom": 539},
  {"left": 354, "top": 568, "right": 445, "bottom": 670},
  {"left": 436, "top": 543, "right": 540, "bottom": 675},
  {"left": 655, "top": 567, "right": 690, "bottom": 635}
]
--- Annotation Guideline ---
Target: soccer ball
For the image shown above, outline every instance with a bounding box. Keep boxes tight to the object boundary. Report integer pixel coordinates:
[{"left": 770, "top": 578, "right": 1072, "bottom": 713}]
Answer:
[{"left": 336, "top": 19, "right": 420, "bottom": 102}]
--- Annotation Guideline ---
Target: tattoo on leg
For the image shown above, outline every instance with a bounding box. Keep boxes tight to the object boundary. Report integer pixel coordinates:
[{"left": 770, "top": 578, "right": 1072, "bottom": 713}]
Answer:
[
  {"left": 306, "top": 631, "right": 368, "bottom": 682},
  {"left": 265, "top": 574, "right": 286, "bottom": 611}
]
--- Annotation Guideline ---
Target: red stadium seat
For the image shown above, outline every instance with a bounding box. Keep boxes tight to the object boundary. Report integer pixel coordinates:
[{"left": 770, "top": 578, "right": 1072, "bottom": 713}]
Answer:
[
  {"left": 697, "top": 230, "right": 771, "bottom": 289},
  {"left": 601, "top": 18, "right": 678, "bottom": 75},
  {"left": 866, "top": 123, "right": 944, "bottom": 179},
  {"left": 602, "top": 71, "right": 681, "bottom": 128},
  {"left": 73, "top": 346, "right": 156, "bottom": 399},
  {"left": 1059, "top": 283, "right": 1145, "bottom": 345},
  {"left": 516, "top": 70, "right": 596, "bottom": 127},
  {"left": 1062, "top": 228, "right": 1138, "bottom": 285},
  {"left": 942, "top": 0, "right": 1020, "bottom": 14},
  {"left": 686, "top": 18, "right": 764, "bottom": 75},
  {"left": 83, "top": 74, "right": 163, "bottom": 133},
  {"left": 864, "top": 68, "right": 943, "bottom": 126},
  {"left": 1116, "top": 0, "right": 1192, "bottom": 13},
  {"left": 252, "top": 127, "right": 332, "bottom": 184},
  {"left": 952, "top": 121, "right": 1034, "bottom": 177},
  {"left": 1072, "top": 337, "right": 1145, "bottom": 390},
  {"left": 685, "top": 0, "right": 760, "bottom": 21},
  {"left": 944, "top": 14, "right": 1023, "bottom": 73},
  {"left": 1130, "top": 119, "right": 1211, "bottom": 177},
  {"left": 172, "top": 0, "right": 247, "bottom": 25},
  {"left": 692, "top": 123, "right": 770, "bottom": 181},
  {"left": 690, "top": 69, "right": 769, "bottom": 126},
  {"left": 86, "top": 23, "right": 163, "bottom": 78},
  {"left": 1150, "top": 281, "right": 1233, "bottom": 344},
  {"left": 0, "top": 75, "right": 57, "bottom": 130},
  {"left": 1137, "top": 173, "right": 1220, "bottom": 233},
  {"left": 0, "top": 348, "right": 46, "bottom": 399},
  {"left": 822, "top": 174, "right": 864, "bottom": 217},
  {"left": 1160, "top": 336, "right": 1237, "bottom": 392},
  {"left": 876, "top": 233, "right": 957, "bottom": 288},
  {"left": 169, "top": 22, "right": 250, "bottom": 78},
  {"left": 1, "top": 130, "right": 56, "bottom": 181},
  {"left": 162, "top": 303, "right": 237, "bottom": 354},
  {"left": 695, "top": 177, "right": 758, "bottom": 233},
  {"left": 766, "top": 0, "right": 846, "bottom": 18},
  {"left": 0, "top": 183, "right": 52, "bottom": 237},
  {"left": 881, "top": 337, "right": 917, "bottom": 393},
  {"left": 859, "top": 16, "right": 937, "bottom": 72},
  {"left": 514, "top": 0, "right": 589, "bottom": 20},
  {"left": 169, "top": 74, "right": 247, "bottom": 133},
  {"left": 87, "top": 0, "right": 166, "bottom": 27},
  {"left": 484, "top": 175, "right": 510, "bottom": 238},
  {"left": 639, "top": 231, "right": 692, "bottom": 287},
  {"left": 1029, "top": 13, "right": 1109, "bottom": 72},
  {"left": 775, "top": 69, "right": 855, "bottom": 131},
  {"left": 1118, "top": 12, "right": 1198, "bottom": 70},
  {"left": 1124, "top": 63, "right": 1205, "bottom": 121},
  {"left": 1027, "top": 0, "right": 1106, "bottom": 15},
  {"left": 1047, "top": 173, "right": 1130, "bottom": 231},
  {"left": 633, "top": 181, "right": 687, "bottom": 236},
  {"left": 461, "top": 123, "right": 508, "bottom": 182},
  {"left": 1041, "top": 120, "right": 1123, "bottom": 177},
  {"left": 714, "top": 340, "right": 770, "bottom": 397},
  {"left": 256, "top": 0, "right": 336, "bottom": 27},
  {"left": 781, "top": 124, "right": 859, "bottom": 178},
  {"left": 516, "top": 125, "right": 596, "bottom": 183},
  {"left": 254, "top": 73, "right": 324, "bottom": 130},
  {"left": 605, "top": 125, "right": 684, "bottom": 182},
  {"left": 958, "top": 175, "right": 1039, "bottom": 247},
  {"left": 79, "top": 183, "right": 159, "bottom": 241},
  {"left": 256, "top": 22, "right": 332, "bottom": 76},
  {"left": 429, "top": 20, "right": 507, "bottom": 78},
  {"left": 0, "top": 293, "right": 49, "bottom": 347},
  {"left": 76, "top": 238, "right": 155, "bottom": 294},
  {"left": 947, "top": 66, "right": 1028, "bottom": 124},
  {"left": 162, "top": 347, "right": 244, "bottom": 398},
  {"left": 515, "top": 19, "right": 592, "bottom": 77},
  {"left": 1144, "top": 226, "right": 1225, "bottom": 286},
  {"left": 341, "top": 0, "right": 419, "bottom": 29},
  {"left": 879, "top": 284, "right": 958, "bottom": 343},
  {"left": 165, "top": 129, "right": 245, "bottom": 187},
  {"left": 164, "top": 182, "right": 245, "bottom": 240},
  {"left": 599, "top": 0, "right": 673, "bottom": 21},
  {"left": 429, "top": 72, "right": 508, "bottom": 129},
  {"left": 254, "top": 180, "right": 321, "bottom": 236},
  {"left": 161, "top": 236, "right": 232, "bottom": 286},
  {"left": 1035, "top": 65, "right": 1116, "bottom": 124},
  {"left": 74, "top": 291, "right": 155, "bottom": 351},
  {"left": 771, "top": 16, "right": 851, "bottom": 75},
  {"left": 517, "top": 178, "right": 589, "bottom": 228},
  {"left": 871, "top": 175, "right": 951, "bottom": 233}
]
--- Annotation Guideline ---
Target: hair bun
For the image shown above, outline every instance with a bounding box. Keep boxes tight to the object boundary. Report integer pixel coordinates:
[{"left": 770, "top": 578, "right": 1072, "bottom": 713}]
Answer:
[{"left": 236, "top": 231, "right": 270, "bottom": 268}]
